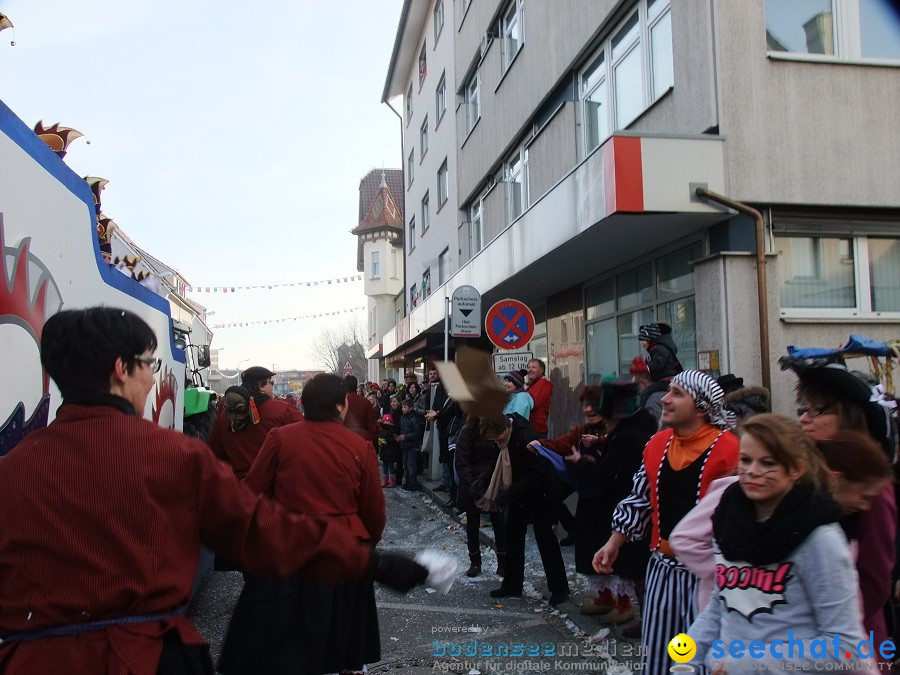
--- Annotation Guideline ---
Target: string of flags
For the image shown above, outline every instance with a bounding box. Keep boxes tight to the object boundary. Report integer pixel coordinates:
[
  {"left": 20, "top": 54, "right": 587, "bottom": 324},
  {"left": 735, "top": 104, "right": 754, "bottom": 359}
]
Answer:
[
  {"left": 187, "top": 274, "right": 363, "bottom": 294},
  {"left": 211, "top": 306, "right": 365, "bottom": 330}
]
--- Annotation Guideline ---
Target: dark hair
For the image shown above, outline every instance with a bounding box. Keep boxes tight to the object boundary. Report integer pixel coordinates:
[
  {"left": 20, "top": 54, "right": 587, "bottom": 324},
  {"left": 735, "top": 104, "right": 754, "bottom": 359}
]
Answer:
[
  {"left": 796, "top": 381, "right": 868, "bottom": 432},
  {"left": 303, "top": 374, "right": 348, "bottom": 421},
  {"left": 816, "top": 432, "right": 893, "bottom": 484},
  {"left": 479, "top": 415, "right": 510, "bottom": 438},
  {"left": 407, "top": 382, "right": 420, "bottom": 397},
  {"left": 528, "top": 359, "right": 546, "bottom": 375},
  {"left": 344, "top": 374, "right": 359, "bottom": 391},
  {"left": 41, "top": 307, "right": 158, "bottom": 399},
  {"left": 579, "top": 385, "right": 602, "bottom": 407},
  {"left": 738, "top": 413, "right": 833, "bottom": 491},
  {"left": 401, "top": 398, "right": 414, "bottom": 408}
]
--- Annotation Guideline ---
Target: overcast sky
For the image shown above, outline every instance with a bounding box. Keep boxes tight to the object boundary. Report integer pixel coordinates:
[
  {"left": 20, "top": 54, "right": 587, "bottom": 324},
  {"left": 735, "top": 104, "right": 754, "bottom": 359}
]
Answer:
[{"left": 1, "top": 0, "right": 404, "bottom": 371}]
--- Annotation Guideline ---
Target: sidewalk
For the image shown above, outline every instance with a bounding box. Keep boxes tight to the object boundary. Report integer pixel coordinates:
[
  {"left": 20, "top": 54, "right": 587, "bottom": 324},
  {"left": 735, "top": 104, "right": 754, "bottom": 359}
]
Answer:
[{"left": 416, "top": 475, "right": 642, "bottom": 644}]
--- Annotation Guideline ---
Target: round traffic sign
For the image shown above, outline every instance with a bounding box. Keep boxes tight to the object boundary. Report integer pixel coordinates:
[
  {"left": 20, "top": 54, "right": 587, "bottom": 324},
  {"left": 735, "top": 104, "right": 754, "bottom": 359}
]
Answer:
[{"left": 485, "top": 299, "right": 535, "bottom": 350}]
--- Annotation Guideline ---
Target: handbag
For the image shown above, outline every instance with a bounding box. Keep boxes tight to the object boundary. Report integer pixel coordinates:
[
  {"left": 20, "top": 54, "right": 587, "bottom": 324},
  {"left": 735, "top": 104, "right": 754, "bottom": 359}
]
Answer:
[
  {"left": 420, "top": 422, "right": 434, "bottom": 453},
  {"left": 475, "top": 445, "right": 512, "bottom": 512}
]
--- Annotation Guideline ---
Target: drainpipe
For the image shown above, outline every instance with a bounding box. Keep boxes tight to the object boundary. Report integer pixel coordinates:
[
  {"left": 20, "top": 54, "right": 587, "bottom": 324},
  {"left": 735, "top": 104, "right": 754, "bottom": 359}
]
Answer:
[
  {"left": 694, "top": 187, "right": 771, "bottom": 393},
  {"left": 384, "top": 99, "right": 405, "bottom": 376}
]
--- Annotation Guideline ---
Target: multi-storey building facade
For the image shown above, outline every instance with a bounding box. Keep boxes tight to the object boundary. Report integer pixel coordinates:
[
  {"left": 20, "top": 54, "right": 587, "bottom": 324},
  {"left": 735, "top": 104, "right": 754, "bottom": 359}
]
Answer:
[{"left": 382, "top": 0, "right": 900, "bottom": 434}]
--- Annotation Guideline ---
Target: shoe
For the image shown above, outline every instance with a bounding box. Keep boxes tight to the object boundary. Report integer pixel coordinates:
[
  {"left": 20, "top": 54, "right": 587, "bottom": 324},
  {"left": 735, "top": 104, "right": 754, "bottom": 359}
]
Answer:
[
  {"left": 579, "top": 599, "right": 616, "bottom": 615},
  {"left": 548, "top": 591, "right": 569, "bottom": 606},
  {"left": 559, "top": 535, "right": 576, "bottom": 546},
  {"left": 599, "top": 603, "right": 636, "bottom": 624},
  {"left": 616, "top": 621, "right": 642, "bottom": 640},
  {"left": 434, "top": 485, "right": 449, "bottom": 493},
  {"left": 489, "top": 586, "right": 522, "bottom": 598},
  {"left": 444, "top": 500, "right": 457, "bottom": 509},
  {"left": 466, "top": 560, "right": 482, "bottom": 577}
]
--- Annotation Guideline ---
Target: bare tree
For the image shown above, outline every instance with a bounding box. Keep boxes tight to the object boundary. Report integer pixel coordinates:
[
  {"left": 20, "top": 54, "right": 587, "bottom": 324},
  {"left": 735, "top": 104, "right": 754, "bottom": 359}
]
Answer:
[{"left": 310, "top": 319, "right": 367, "bottom": 376}]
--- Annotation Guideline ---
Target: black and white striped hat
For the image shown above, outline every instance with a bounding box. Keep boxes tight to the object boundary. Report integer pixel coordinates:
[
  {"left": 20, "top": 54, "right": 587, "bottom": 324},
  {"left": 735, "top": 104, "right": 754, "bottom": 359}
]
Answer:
[{"left": 671, "top": 370, "right": 736, "bottom": 430}]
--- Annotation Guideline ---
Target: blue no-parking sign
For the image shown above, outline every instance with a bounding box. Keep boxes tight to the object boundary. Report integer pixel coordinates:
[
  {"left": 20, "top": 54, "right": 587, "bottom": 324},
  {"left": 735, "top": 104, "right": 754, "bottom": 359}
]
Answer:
[{"left": 485, "top": 299, "right": 535, "bottom": 350}]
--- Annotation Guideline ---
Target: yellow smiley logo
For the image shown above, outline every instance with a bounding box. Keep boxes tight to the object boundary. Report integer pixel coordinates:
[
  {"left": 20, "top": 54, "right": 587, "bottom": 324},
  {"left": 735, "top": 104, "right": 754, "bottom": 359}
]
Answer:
[{"left": 667, "top": 633, "right": 697, "bottom": 663}]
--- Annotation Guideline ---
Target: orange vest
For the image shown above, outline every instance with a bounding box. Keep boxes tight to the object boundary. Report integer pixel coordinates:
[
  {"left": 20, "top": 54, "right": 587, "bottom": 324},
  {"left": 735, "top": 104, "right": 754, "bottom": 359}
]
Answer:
[{"left": 643, "top": 426, "right": 739, "bottom": 551}]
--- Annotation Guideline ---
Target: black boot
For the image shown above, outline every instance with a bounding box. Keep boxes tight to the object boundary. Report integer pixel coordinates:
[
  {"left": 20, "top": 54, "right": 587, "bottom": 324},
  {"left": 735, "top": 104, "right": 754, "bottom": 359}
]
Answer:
[
  {"left": 495, "top": 552, "right": 507, "bottom": 578},
  {"left": 466, "top": 554, "right": 482, "bottom": 577}
]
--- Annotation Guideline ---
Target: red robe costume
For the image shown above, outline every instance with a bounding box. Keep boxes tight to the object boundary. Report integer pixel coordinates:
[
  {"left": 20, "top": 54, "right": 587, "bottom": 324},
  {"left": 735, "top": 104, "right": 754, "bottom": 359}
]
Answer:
[
  {"left": 208, "top": 395, "right": 304, "bottom": 478},
  {"left": 0, "top": 401, "right": 370, "bottom": 675},
  {"left": 219, "top": 419, "right": 385, "bottom": 674},
  {"left": 342, "top": 391, "right": 379, "bottom": 446}
]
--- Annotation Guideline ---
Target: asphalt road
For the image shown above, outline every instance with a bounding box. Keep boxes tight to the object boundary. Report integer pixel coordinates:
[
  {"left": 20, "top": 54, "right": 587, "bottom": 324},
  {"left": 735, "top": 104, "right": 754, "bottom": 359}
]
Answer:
[{"left": 188, "top": 487, "right": 643, "bottom": 674}]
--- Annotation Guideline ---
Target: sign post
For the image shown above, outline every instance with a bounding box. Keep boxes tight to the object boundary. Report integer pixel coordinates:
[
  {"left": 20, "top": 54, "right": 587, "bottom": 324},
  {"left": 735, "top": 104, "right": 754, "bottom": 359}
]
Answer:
[
  {"left": 485, "top": 299, "right": 535, "bottom": 351},
  {"left": 451, "top": 285, "right": 482, "bottom": 338}
]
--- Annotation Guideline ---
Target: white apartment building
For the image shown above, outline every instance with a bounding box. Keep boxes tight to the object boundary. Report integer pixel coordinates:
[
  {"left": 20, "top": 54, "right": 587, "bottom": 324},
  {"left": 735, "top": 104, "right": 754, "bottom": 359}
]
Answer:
[{"left": 382, "top": 0, "right": 900, "bottom": 434}]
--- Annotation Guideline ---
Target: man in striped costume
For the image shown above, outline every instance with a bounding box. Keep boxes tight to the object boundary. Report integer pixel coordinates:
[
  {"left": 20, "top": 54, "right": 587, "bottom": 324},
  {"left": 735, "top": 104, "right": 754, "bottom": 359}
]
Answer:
[{"left": 594, "top": 370, "right": 738, "bottom": 675}]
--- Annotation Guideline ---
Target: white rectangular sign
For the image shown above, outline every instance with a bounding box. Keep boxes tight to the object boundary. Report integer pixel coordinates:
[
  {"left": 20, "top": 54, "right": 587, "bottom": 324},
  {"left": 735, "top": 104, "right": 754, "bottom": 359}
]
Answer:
[
  {"left": 451, "top": 285, "right": 482, "bottom": 337},
  {"left": 492, "top": 351, "right": 533, "bottom": 374}
]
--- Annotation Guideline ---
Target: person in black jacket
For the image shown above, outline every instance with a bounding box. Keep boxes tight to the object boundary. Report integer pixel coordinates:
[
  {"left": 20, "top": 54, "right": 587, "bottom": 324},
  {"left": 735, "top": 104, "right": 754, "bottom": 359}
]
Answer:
[
  {"left": 639, "top": 322, "right": 683, "bottom": 381},
  {"left": 543, "top": 380, "right": 657, "bottom": 625},
  {"left": 483, "top": 413, "right": 569, "bottom": 605},
  {"left": 455, "top": 415, "right": 508, "bottom": 578},
  {"left": 397, "top": 399, "right": 425, "bottom": 492}
]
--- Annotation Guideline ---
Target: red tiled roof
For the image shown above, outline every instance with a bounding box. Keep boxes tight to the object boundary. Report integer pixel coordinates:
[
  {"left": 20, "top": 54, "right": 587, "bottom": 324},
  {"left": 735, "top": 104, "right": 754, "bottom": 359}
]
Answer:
[
  {"left": 352, "top": 181, "right": 404, "bottom": 235},
  {"left": 358, "top": 169, "right": 403, "bottom": 222}
]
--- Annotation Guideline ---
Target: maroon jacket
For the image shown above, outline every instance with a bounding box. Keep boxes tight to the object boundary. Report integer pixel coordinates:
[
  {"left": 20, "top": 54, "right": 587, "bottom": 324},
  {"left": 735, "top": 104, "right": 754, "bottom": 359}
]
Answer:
[
  {"left": 0, "top": 401, "right": 369, "bottom": 675},
  {"left": 209, "top": 396, "right": 305, "bottom": 478},
  {"left": 343, "top": 391, "right": 379, "bottom": 445},
  {"left": 246, "top": 419, "right": 385, "bottom": 546}
]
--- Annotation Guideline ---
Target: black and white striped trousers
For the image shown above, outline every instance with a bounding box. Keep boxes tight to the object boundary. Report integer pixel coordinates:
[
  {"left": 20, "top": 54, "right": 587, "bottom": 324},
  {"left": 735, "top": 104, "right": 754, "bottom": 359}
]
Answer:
[{"left": 641, "top": 551, "right": 705, "bottom": 675}]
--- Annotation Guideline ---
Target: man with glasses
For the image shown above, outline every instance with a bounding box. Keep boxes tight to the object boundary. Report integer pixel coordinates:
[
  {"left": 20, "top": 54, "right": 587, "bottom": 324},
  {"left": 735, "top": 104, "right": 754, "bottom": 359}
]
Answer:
[
  {"left": 0, "top": 307, "right": 372, "bottom": 674},
  {"left": 209, "top": 365, "right": 304, "bottom": 479}
]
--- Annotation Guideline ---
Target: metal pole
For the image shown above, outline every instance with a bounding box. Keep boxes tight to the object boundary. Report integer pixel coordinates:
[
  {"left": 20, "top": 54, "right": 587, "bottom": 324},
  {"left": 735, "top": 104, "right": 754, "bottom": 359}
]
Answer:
[
  {"left": 444, "top": 296, "right": 450, "bottom": 362},
  {"left": 695, "top": 187, "right": 771, "bottom": 393}
]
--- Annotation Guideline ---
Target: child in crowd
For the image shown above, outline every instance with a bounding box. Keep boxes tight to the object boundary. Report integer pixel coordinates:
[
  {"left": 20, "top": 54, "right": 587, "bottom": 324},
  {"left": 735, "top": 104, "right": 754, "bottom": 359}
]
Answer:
[
  {"left": 378, "top": 414, "right": 401, "bottom": 488},
  {"left": 397, "top": 399, "right": 425, "bottom": 492}
]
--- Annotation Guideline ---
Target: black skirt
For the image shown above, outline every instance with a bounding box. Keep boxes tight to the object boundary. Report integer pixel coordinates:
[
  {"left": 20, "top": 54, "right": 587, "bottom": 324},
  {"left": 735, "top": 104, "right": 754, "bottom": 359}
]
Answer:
[{"left": 218, "top": 575, "right": 380, "bottom": 675}]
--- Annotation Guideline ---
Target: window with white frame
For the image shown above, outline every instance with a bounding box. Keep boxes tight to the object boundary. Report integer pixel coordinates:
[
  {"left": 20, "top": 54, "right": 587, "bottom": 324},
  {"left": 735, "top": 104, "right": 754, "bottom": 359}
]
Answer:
[
  {"left": 407, "top": 149, "right": 414, "bottom": 187},
  {"left": 371, "top": 250, "right": 380, "bottom": 279},
  {"left": 437, "top": 160, "right": 449, "bottom": 207},
  {"left": 765, "top": 0, "right": 900, "bottom": 61},
  {"left": 500, "top": 0, "right": 524, "bottom": 72},
  {"left": 421, "top": 192, "right": 430, "bottom": 233},
  {"left": 438, "top": 247, "right": 450, "bottom": 285},
  {"left": 406, "top": 83, "right": 413, "bottom": 123},
  {"left": 506, "top": 145, "right": 528, "bottom": 224},
  {"left": 434, "top": 0, "right": 444, "bottom": 41},
  {"left": 419, "top": 42, "right": 427, "bottom": 86},
  {"left": 420, "top": 117, "right": 428, "bottom": 159},
  {"left": 470, "top": 198, "right": 484, "bottom": 255},
  {"left": 775, "top": 224, "right": 900, "bottom": 315},
  {"left": 408, "top": 216, "right": 416, "bottom": 253},
  {"left": 579, "top": 0, "right": 673, "bottom": 153},
  {"left": 422, "top": 268, "right": 432, "bottom": 298},
  {"left": 435, "top": 72, "right": 447, "bottom": 121},
  {"left": 581, "top": 52, "right": 608, "bottom": 154},
  {"left": 465, "top": 73, "right": 480, "bottom": 134}
]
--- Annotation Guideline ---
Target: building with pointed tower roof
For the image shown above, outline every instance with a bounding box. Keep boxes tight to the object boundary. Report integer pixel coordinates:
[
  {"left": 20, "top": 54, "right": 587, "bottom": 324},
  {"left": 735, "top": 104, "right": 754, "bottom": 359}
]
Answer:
[{"left": 352, "top": 169, "right": 404, "bottom": 383}]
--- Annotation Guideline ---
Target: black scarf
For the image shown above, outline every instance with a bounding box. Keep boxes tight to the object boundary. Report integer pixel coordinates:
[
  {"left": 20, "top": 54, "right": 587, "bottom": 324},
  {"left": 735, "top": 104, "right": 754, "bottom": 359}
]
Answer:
[{"left": 712, "top": 481, "right": 843, "bottom": 566}]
